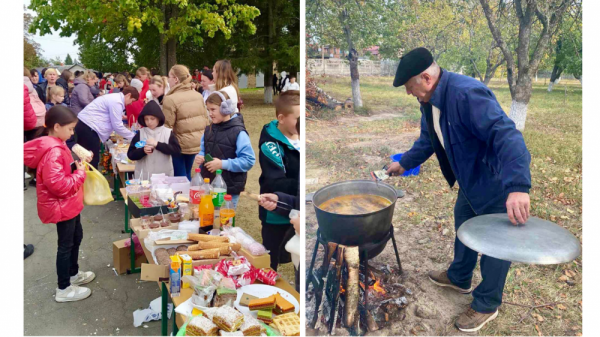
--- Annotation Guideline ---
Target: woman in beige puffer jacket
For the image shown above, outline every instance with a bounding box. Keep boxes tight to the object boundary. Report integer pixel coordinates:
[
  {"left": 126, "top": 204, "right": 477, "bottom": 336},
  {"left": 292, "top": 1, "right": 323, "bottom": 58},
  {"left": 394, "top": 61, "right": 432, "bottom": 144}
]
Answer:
[{"left": 163, "top": 65, "right": 209, "bottom": 179}]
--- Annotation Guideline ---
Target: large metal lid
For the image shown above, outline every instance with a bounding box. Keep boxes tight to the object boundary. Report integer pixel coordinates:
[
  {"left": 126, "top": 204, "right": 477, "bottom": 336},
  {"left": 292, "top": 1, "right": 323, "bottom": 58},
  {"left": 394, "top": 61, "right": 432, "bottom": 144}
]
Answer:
[{"left": 457, "top": 213, "right": 581, "bottom": 264}]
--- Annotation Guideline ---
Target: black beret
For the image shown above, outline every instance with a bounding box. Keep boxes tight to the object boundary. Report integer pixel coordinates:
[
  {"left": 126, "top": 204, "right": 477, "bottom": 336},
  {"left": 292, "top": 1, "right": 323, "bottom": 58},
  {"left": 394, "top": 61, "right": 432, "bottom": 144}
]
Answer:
[{"left": 393, "top": 47, "right": 434, "bottom": 87}]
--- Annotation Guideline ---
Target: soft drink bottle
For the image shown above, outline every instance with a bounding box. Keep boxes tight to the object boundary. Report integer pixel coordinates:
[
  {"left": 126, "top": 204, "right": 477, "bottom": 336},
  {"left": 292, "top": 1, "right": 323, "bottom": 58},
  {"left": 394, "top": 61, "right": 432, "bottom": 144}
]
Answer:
[
  {"left": 200, "top": 178, "right": 214, "bottom": 231},
  {"left": 211, "top": 169, "right": 227, "bottom": 223},
  {"left": 189, "top": 168, "right": 203, "bottom": 219},
  {"left": 211, "top": 169, "right": 227, "bottom": 207},
  {"left": 219, "top": 195, "right": 236, "bottom": 229}
]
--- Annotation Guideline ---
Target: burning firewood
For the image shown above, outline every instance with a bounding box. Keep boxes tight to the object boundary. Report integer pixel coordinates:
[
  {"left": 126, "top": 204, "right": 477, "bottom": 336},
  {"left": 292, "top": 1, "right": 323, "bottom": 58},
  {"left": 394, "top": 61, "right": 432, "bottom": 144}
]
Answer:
[{"left": 344, "top": 246, "right": 360, "bottom": 329}]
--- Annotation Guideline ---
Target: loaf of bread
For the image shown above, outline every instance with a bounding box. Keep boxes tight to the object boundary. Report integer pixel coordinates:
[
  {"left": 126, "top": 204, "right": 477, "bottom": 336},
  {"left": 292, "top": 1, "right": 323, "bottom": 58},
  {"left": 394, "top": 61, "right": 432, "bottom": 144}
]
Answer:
[
  {"left": 176, "top": 245, "right": 188, "bottom": 251},
  {"left": 177, "top": 248, "right": 220, "bottom": 260},
  {"left": 188, "top": 233, "right": 229, "bottom": 243},
  {"left": 167, "top": 248, "right": 177, "bottom": 256}
]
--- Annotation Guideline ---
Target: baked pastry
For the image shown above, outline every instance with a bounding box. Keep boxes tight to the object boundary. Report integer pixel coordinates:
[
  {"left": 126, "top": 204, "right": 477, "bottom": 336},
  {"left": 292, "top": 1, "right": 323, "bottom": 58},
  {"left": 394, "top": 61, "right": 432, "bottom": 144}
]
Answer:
[
  {"left": 274, "top": 293, "right": 295, "bottom": 314},
  {"left": 238, "top": 293, "right": 259, "bottom": 307},
  {"left": 248, "top": 295, "right": 276, "bottom": 311},
  {"left": 272, "top": 313, "right": 300, "bottom": 336},
  {"left": 176, "top": 245, "right": 188, "bottom": 251},
  {"left": 256, "top": 310, "right": 272, "bottom": 324},
  {"left": 240, "top": 314, "right": 264, "bottom": 336},
  {"left": 186, "top": 315, "right": 218, "bottom": 336},
  {"left": 188, "top": 233, "right": 229, "bottom": 243},
  {"left": 167, "top": 248, "right": 177, "bottom": 256},
  {"left": 219, "top": 331, "right": 244, "bottom": 336},
  {"left": 212, "top": 289, "right": 238, "bottom": 307},
  {"left": 212, "top": 306, "right": 244, "bottom": 332},
  {"left": 155, "top": 248, "right": 171, "bottom": 265}
]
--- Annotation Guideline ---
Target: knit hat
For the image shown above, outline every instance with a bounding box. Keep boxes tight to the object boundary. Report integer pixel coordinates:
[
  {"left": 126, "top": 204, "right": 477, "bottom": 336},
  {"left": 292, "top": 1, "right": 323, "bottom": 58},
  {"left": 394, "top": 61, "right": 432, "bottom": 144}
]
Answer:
[
  {"left": 130, "top": 78, "right": 144, "bottom": 93},
  {"left": 393, "top": 47, "right": 434, "bottom": 87},
  {"left": 138, "top": 101, "right": 165, "bottom": 127}
]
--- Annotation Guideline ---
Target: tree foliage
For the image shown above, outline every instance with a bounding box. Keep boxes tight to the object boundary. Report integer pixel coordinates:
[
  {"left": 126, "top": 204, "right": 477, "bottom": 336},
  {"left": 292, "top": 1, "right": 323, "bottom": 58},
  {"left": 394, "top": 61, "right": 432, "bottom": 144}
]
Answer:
[
  {"left": 64, "top": 54, "right": 73, "bottom": 65},
  {"left": 28, "top": 0, "right": 261, "bottom": 73},
  {"left": 79, "top": 39, "right": 133, "bottom": 72},
  {"left": 24, "top": 8, "right": 46, "bottom": 69}
]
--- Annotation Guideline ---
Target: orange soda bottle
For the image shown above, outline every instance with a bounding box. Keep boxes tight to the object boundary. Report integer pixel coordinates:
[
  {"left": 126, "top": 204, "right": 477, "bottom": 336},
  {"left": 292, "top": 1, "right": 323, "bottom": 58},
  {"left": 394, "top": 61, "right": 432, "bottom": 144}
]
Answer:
[
  {"left": 200, "top": 178, "right": 214, "bottom": 231},
  {"left": 220, "top": 195, "right": 236, "bottom": 229}
]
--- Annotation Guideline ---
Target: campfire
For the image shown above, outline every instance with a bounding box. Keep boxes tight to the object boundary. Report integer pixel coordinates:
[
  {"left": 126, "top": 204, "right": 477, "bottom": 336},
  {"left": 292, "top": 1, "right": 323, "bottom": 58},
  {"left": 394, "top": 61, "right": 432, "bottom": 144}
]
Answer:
[{"left": 307, "top": 229, "right": 409, "bottom": 335}]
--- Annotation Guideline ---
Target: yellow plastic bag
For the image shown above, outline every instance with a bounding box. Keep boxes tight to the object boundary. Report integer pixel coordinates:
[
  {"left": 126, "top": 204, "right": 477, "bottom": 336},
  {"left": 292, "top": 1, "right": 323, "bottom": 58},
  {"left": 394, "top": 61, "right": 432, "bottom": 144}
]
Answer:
[{"left": 83, "top": 162, "right": 114, "bottom": 205}]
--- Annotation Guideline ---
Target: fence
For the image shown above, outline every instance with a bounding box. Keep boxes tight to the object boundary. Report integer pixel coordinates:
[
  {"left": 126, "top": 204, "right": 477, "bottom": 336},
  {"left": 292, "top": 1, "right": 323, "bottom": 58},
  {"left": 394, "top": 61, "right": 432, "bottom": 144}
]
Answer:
[
  {"left": 307, "top": 58, "right": 399, "bottom": 77},
  {"left": 307, "top": 58, "right": 578, "bottom": 80}
]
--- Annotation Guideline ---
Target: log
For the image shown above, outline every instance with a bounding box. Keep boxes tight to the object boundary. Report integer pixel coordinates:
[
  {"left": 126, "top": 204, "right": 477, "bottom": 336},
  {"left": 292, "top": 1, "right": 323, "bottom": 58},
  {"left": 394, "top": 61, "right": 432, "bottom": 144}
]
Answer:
[
  {"left": 366, "top": 310, "right": 379, "bottom": 332},
  {"left": 328, "top": 245, "right": 346, "bottom": 333},
  {"left": 344, "top": 246, "right": 360, "bottom": 328}
]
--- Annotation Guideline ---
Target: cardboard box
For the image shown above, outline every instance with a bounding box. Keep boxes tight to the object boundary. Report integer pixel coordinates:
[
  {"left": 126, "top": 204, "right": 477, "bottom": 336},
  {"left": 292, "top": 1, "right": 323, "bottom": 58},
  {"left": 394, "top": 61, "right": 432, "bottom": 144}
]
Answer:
[
  {"left": 238, "top": 247, "right": 271, "bottom": 269},
  {"left": 130, "top": 218, "right": 180, "bottom": 240},
  {"left": 180, "top": 254, "right": 193, "bottom": 288},
  {"left": 128, "top": 196, "right": 170, "bottom": 218},
  {"left": 170, "top": 255, "right": 182, "bottom": 297},
  {"left": 113, "top": 239, "right": 148, "bottom": 275},
  {"left": 140, "top": 257, "right": 231, "bottom": 282}
]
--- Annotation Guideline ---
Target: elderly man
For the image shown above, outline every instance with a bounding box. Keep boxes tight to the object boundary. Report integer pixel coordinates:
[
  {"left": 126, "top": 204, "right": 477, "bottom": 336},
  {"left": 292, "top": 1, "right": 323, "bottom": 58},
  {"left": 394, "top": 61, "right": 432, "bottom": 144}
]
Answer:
[{"left": 387, "top": 48, "right": 531, "bottom": 332}]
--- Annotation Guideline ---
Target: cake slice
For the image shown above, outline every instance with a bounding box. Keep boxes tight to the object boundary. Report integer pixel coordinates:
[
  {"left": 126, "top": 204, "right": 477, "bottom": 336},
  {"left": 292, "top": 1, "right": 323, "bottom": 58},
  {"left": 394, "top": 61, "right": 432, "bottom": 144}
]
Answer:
[
  {"left": 248, "top": 295, "right": 276, "bottom": 311},
  {"left": 186, "top": 315, "right": 218, "bottom": 336},
  {"left": 212, "top": 306, "right": 244, "bottom": 332},
  {"left": 219, "top": 331, "right": 244, "bottom": 336},
  {"left": 272, "top": 312, "right": 300, "bottom": 336},
  {"left": 239, "top": 293, "right": 259, "bottom": 307},
  {"left": 274, "top": 293, "right": 295, "bottom": 314},
  {"left": 239, "top": 314, "right": 265, "bottom": 336},
  {"left": 256, "top": 309, "right": 273, "bottom": 324}
]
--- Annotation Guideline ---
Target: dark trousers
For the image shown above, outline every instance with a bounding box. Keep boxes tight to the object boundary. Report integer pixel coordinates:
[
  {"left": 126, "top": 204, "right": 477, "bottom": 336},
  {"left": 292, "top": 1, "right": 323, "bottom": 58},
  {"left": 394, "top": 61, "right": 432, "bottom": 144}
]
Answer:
[
  {"left": 295, "top": 264, "right": 300, "bottom": 293},
  {"left": 447, "top": 190, "right": 511, "bottom": 313},
  {"left": 56, "top": 214, "right": 83, "bottom": 289},
  {"left": 68, "top": 121, "right": 101, "bottom": 169},
  {"left": 261, "top": 222, "right": 292, "bottom": 271},
  {"left": 172, "top": 154, "right": 196, "bottom": 180}
]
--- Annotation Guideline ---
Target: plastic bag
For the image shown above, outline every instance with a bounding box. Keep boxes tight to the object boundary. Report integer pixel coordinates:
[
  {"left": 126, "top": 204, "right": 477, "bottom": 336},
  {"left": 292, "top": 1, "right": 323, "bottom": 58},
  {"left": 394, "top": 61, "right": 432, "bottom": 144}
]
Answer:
[
  {"left": 221, "top": 227, "right": 268, "bottom": 256},
  {"left": 83, "top": 162, "right": 114, "bottom": 205}
]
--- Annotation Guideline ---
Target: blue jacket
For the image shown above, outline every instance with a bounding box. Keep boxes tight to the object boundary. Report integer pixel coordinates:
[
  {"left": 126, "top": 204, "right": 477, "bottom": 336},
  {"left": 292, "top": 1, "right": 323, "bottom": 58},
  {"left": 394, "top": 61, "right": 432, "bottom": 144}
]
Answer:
[{"left": 400, "top": 70, "right": 531, "bottom": 214}]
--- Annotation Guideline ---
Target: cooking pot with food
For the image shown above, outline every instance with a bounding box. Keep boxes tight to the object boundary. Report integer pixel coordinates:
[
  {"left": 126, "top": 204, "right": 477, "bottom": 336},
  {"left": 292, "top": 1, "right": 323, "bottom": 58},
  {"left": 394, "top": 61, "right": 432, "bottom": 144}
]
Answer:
[{"left": 313, "top": 180, "right": 397, "bottom": 246}]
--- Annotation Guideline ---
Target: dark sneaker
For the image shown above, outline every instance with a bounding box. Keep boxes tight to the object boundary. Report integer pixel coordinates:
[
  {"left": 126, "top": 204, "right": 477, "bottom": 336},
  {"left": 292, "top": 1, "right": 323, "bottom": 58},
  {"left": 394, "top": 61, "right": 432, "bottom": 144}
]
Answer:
[
  {"left": 455, "top": 308, "right": 498, "bottom": 332},
  {"left": 428, "top": 270, "right": 472, "bottom": 294},
  {"left": 24, "top": 244, "right": 34, "bottom": 259},
  {"left": 29, "top": 178, "right": 37, "bottom": 187}
]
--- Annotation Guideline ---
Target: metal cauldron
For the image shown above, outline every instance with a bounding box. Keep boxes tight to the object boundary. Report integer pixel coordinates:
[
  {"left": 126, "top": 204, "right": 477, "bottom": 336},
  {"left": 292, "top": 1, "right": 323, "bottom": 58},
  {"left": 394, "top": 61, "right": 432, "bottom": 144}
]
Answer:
[{"left": 313, "top": 180, "right": 397, "bottom": 247}]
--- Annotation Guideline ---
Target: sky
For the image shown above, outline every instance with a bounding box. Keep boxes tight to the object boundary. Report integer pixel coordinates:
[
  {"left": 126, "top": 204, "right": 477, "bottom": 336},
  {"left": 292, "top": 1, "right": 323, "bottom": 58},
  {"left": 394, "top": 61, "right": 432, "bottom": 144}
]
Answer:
[{"left": 24, "top": 0, "right": 81, "bottom": 63}]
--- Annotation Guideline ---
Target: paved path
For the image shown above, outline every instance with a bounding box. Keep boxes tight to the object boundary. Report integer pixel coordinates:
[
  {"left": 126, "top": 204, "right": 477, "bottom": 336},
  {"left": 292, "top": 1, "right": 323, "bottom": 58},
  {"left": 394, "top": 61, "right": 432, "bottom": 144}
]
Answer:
[{"left": 24, "top": 185, "right": 165, "bottom": 336}]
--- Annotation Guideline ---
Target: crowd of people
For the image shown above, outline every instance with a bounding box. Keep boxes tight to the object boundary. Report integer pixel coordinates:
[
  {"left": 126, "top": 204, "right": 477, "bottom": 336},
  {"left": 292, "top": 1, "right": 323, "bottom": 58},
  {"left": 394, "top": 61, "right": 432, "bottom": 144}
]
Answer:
[{"left": 23, "top": 61, "right": 301, "bottom": 302}]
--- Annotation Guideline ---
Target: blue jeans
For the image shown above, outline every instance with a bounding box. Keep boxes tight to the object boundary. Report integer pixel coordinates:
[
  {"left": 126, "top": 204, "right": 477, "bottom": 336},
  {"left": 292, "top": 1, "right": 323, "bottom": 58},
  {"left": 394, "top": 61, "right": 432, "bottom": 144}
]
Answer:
[
  {"left": 231, "top": 194, "right": 240, "bottom": 209},
  {"left": 447, "top": 190, "right": 511, "bottom": 313},
  {"left": 172, "top": 154, "right": 196, "bottom": 180}
]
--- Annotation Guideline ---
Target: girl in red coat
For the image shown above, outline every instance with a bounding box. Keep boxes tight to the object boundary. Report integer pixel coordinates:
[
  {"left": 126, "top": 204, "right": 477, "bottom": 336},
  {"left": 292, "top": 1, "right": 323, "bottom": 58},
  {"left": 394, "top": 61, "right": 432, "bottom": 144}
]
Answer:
[{"left": 24, "top": 106, "right": 96, "bottom": 302}]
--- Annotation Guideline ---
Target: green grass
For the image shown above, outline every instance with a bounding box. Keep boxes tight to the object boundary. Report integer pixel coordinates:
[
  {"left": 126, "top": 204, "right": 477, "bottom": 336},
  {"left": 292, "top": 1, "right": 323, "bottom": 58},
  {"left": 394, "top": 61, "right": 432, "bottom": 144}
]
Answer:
[{"left": 307, "top": 76, "right": 582, "bottom": 336}]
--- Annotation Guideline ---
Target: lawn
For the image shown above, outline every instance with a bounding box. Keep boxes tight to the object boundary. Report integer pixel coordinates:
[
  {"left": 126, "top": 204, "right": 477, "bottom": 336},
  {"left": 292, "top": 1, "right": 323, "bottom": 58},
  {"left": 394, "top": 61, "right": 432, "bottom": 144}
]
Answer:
[{"left": 306, "top": 75, "right": 582, "bottom": 336}]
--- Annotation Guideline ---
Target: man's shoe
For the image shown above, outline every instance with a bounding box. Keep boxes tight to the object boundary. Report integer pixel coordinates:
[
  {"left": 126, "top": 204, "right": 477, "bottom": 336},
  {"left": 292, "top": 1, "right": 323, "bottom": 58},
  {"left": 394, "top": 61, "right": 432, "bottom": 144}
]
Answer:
[
  {"left": 455, "top": 308, "right": 498, "bottom": 332},
  {"left": 55, "top": 285, "right": 92, "bottom": 302},
  {"left": 70, "top": 271, "right": 96, "bottom": 286},
  {"left": 29, "top": 179, "right": 36, "bottom": 187},
  {"left": 428, "top": 270, "right": 472, "bottom": 294},
  {"left": 24, "top": 244, "right": 34, "bottom": 259}
]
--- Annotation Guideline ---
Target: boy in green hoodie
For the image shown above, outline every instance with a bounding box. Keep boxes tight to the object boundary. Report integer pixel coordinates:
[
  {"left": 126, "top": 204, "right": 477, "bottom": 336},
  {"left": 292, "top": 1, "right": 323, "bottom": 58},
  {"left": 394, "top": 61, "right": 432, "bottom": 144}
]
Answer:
[{"left": 258, "top": 90, "right": 300, "bottom": 271}]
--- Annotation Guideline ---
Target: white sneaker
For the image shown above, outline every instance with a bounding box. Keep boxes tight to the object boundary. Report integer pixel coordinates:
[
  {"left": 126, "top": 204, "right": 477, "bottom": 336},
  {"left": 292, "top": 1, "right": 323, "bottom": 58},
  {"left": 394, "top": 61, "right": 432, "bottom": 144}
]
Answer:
[
  {"left": 25, "top": 172, "right": 31, "bottom": 179},
  {"left": 70, "top": 271, "right": 96, "bottom": 286},
  {"left": 55, "top": 285, "right": 91, "bottom": 302}
]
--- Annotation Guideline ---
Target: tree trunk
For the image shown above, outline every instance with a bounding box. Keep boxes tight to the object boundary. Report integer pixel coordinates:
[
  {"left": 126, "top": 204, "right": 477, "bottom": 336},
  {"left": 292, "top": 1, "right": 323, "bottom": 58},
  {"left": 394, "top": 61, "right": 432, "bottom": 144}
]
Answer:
[
  {"left": 548, "top": 65, "right": 563, "bottom": 92},
  {"left": 264, "top": 0, "right": 274, "bottom": 104},
  {"left": 159, "top": 4, "right": 168, "bottom": 76},
  {"left": 348, "top": 49, "right": 363, "bottom": 108},
  {"left": 509, "top": 76, "right": 532, "bottom": 131},
  {"left": 340, "top": 9, "right": 362, "bottom": 108},
  {"left": 162, "top": 4, "right": 177, "bottom": 72}
]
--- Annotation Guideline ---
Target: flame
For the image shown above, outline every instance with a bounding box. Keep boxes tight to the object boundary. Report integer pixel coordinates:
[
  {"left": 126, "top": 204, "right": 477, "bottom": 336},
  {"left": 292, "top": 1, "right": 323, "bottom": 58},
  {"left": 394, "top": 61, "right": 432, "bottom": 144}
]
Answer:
[{"left": 372, "top": 279, "right": 386, "bottom": 294}]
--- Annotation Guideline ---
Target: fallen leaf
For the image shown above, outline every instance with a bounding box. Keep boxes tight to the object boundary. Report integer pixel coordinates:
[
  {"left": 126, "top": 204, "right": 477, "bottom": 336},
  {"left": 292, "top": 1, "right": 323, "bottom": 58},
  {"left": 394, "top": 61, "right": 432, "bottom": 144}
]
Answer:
[
  {"left": 560, "top": 293, "right": 567, "bottom": 298},
  {"left": 535, "top": 324, "right": 542, "bottom": 336},
  {"left": 535, "top": 314, "right": 544, "bottom": 322},
  {"left": 567, "top": 208, "right": 574, "bottom": 214},
  {"left": 550, "top": 215, "right": 557, "bottom": 221},
  {"left": 559, "top": 192, "right": 565, "bottom": 198},
  {"left": 560, "top": 215, "right": 569, "bottom": 220},
  {"left": 558, "top": 275, "right": 569, "bottom": 282},
  {"left": 557, "top": 304, "right": 567, "bottom": 310},
  {"left": 516, "top": 269, "right": 522, "bottom": 276}
]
